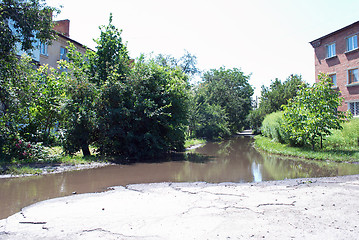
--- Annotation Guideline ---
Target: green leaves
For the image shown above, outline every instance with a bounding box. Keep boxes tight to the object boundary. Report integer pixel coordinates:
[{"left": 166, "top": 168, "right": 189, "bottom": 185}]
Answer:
[
  {"left": 248, "top": 74, "right": 304, "bottom": 133},
  {"left": 97, "top": 58, "right": 190, "bottom": 159},
  {"left": 191, "top": 67, "right": 253, "bottom": 138},
  {"left": 283, "top": 73, "right": 349, "bottom": 150}
]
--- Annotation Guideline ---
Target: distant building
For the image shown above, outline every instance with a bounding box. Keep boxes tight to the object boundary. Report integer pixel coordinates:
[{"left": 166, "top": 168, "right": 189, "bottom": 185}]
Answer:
[
  {"left": 310, "top": 21, "right": 359, "bottom": 116},
  {"left": 39, "top": 19, "right": 89, "bottom": 69}
]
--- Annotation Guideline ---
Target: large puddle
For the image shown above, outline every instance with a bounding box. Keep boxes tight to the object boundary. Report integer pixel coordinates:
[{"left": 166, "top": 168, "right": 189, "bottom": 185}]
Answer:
[{"left": 1, "top": 136, "right": 359, "bottom": 219}]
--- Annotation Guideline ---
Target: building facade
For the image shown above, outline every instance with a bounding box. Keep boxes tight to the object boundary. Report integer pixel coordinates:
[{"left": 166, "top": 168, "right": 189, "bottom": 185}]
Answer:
[
  {"left": 39, "top": 20, "right": 88, "bottom": 69},
  {"left": 310, "top": 21, "right": 359, "bottom": 116}
]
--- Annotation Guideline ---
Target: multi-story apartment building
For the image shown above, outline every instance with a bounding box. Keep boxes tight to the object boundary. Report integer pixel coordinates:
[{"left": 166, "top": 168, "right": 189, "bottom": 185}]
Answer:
[
  {"left": 310, "top": 21, "right": 359, "bottom": 116},
  {"left": 39, "top": 19, "right": 89, "bottom": 69}
]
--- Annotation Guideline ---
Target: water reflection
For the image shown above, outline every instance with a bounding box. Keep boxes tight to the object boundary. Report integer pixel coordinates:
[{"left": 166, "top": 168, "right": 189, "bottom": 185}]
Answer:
[{"left": 1, "top": 136, "right": 359, "bottom": 220}]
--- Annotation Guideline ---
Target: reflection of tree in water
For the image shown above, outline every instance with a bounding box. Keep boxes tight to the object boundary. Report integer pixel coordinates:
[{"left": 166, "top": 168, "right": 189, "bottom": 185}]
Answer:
[
  {"left": 258, "top": 151, "right": 359, "bottom": 181},
  {"left": 175, "top": 137, "right": 261, "bottom": 182}
]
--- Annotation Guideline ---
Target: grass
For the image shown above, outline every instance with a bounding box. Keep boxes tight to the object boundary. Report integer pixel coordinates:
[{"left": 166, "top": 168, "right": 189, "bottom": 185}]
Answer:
[
  {"left": 5, "top": 165, "right": 43, "bottom": 175},
  {"left": 1, "top": 146, "right": 108, "bottom": 176},
  {"left": 254, "top": 135, "right": 359, "bottom": 163},
  {"left": 184, "top": 138, "right": 206, "bottom": 148}
]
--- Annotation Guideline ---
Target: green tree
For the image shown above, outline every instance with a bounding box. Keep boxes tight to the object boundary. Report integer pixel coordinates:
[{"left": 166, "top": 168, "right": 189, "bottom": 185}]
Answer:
[
  {"left": 89, "top": 13, "right": 130, "bottom": 85},
  {"left": 155, "top": 50, "right": 199, "bottom": 76},
  {"left": 16, "top": 57, "right": 65, "bottom": 144},
  {"left": 97, "top": 57, "right": 190, "bottom": 160},
  {"left": 283, "top": 73, "right": 348, "bottom": 150},
  {"left": 60, "top": 44, "right": 98, "bottom": 156},
  {"left": 188, "top": 83, "right": 231, "bottom": 140},
  {"left": 0, "top": 56, "right": 64, "bottom": 160},
  {"left": 0, "top": 0, "right": 58, "bottom": 104},
  {"left": 0, "top": 0, "right": 57, "bottom": 61},
  {"left": 201, "top": 67, "right": 253, "bottom": 133},
  {"left": 248, "top": 74, "right": 304, "bottom": 133}
]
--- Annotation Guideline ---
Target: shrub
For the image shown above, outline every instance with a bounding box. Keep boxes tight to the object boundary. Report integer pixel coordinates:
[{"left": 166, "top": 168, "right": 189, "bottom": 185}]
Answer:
[
  {"left": 327, "top": 118, "right": 359, "bottom": 148},
  {"left": 261, "top": 111, "right": 287, "bottom": 143}
]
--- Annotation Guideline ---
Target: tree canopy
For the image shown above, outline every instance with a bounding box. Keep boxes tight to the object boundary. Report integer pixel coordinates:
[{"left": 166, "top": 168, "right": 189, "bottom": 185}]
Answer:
[
  {"left": 283, "top": 73, "right": 348, "bottom": 150},
  {"left": 190, "top": 67, "right": 253, "bottom": 139}
]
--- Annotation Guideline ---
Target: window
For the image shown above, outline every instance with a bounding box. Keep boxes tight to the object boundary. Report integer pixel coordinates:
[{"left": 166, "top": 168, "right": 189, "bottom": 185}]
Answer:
[
  {"left": 349, "top": 101, "right": 359, "bottom": 116},
  {"left": 329, "top": 74, "right": 337, "bottom": 86},
  {"left": 40, "top": 42, "right": 48, "bottom": 56},
  {"left": 326, "top": 43, "right": 336, "bottom": 58},
  {"left": 348, "top": 68, "right": 359, "bottom": 84},
  {"left": 346, "top": 35, "right": 358, "bottom": 52},
  {"left": 60, "top": 47, "right": 67, "bottom": 60}
]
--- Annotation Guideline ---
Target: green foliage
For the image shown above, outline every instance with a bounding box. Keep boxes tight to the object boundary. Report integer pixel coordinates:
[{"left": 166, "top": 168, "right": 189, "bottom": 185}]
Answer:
[
  {"left": 0, "top": 0, "right": 58, "bottom": 162},
  {"left": 190, "top": 67, "right": 253, "bottom": 139},
  {"left": 0, "top": 56, "right": 65, "bottom": 161},
  {"left": 0, "top": 0, "right": 58, "bottom": 59},
  {"left": 248, "top": 75, "right": 304, "bottom": 132},
  {"left": 90, "top": 13, "right": 131, "bottom": 85},
  {"left": 326, "top": 118, "right": 359, "bottom": 148},
  {"left": 60, "top": 45, "right": 98, "bottom": 156},
  {"left": 202, "top": 67, "right": 253, "bottom": 132},
  {"left": 192, "top": 102, "right": 231, "bottom": 140},
  {"left": 154, "top": 50, "right": 199, "bottom": 76},
  {"left": 261, "top": 111, "right": 287, "bottom": 143},
  {"left": 283, "top": 73, "right": 349, "bottom": 150},
  {"left": 97, "top": 58, "right": 190, "bottom": 160}
]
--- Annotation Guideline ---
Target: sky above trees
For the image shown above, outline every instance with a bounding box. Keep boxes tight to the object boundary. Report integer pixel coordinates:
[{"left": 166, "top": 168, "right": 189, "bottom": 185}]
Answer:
[{"left": 46, "top": 0, "right": 359, "bottom": 97}]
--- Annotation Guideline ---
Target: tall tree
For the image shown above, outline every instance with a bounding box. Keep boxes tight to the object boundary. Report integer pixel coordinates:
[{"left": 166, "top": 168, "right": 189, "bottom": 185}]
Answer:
[
  {"left": 61, "top": 44, "right": 98, "bottom": 156},
  {"left": 283, "top": 73, "right": 348, "bottom": 150},
  {"left": 89, "top": 13, "right": 130, "bottom": 85},
  {"left": 202, "top": 67, "right": 253, "bottom": 133}
]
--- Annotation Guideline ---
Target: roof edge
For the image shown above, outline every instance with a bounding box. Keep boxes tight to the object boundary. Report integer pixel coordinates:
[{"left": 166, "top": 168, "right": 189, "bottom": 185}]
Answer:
[{"left": 310, "top": 20, "right": 359, "bottom": 47}]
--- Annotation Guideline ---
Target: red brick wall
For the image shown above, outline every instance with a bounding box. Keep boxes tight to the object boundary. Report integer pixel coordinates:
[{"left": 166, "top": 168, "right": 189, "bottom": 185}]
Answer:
[
  {"left": 313, "top": 23, "right": 359, "bottom": 113},
  {"left": 54, "top": 20, "right": 70, "bottom": 37}
]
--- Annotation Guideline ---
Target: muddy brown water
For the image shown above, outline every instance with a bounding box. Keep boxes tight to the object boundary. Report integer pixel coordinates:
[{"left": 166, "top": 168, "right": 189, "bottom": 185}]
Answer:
[{"left": 1, "top": 136, "right": 359, "bottom": 220}]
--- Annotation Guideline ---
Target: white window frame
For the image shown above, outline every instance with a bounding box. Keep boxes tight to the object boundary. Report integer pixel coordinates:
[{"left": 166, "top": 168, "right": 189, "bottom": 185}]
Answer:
[
  {"left": 346, "top": 34, "right": 358, "bottom": 52},
  {"left": 60, "top": 47, "right": 67, "bottom": 60},
  {"left": 40, "top": 42, "right": 48, "bottom": 56},
  {"left": 348, "top": 101, "right": 359, "bottom": 117},
  {"left": 329, "top": 73, "right": 337, "bottom": 86},
  {"left": 347, "top": 68, "right": 359, "bottom": 85},
  {"left": 326, "top": 43, "right": 336, "bottom": 58}
]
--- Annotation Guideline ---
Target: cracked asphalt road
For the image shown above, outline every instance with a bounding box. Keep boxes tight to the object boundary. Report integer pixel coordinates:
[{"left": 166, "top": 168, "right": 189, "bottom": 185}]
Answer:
[{"left": 0, "top": 175, "right": 358, "bottom": 239}]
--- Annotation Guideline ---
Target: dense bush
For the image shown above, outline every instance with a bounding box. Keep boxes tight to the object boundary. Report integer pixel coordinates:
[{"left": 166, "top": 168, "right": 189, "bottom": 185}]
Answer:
[
  {"left": 97, "top": 59, "right": 190, "bottom": 160},
  {"left": 261, "top": 111, "right": 287, "bottom": 143}
]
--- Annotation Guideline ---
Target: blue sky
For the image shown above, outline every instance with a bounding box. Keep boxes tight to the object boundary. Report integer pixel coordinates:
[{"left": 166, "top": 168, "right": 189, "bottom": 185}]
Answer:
[{"left": 46, "top": 0, "right": 359, "bottom": 97}]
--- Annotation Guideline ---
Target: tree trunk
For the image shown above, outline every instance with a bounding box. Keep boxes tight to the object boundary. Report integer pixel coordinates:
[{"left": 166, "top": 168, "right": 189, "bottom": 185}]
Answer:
[
  {"left": 82, "top": 144, "right": 91, "bottom": 157},
  {"left": 311, "top": 138, "right": 315, "bottom": 151},
  {"left": 320, "top": 135, "right": 323, "bottom": 149}
]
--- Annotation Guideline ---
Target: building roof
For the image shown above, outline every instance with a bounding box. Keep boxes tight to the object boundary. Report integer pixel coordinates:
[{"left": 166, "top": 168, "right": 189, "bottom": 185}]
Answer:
[
  {"left": 56, "top": 32, "right": 94, "bottom": 52},
  {"left": 310, "top": 20, "right": 359, "bottom": 48}
]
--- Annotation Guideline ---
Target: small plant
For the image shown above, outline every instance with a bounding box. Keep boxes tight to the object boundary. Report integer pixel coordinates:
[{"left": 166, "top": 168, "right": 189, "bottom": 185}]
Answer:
[{"left": 10, "top": 138, "right": 49, "bottom": 163}]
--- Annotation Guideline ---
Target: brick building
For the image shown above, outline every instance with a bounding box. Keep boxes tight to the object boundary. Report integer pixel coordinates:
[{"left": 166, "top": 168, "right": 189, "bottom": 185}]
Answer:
[{"left": 310, "top": 21, "right": 359, "bottom": 116}]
